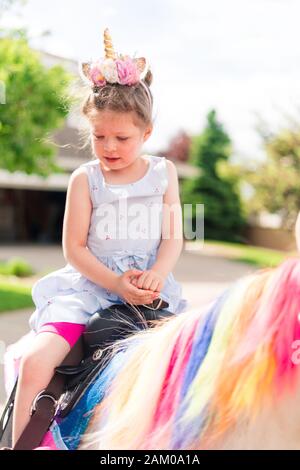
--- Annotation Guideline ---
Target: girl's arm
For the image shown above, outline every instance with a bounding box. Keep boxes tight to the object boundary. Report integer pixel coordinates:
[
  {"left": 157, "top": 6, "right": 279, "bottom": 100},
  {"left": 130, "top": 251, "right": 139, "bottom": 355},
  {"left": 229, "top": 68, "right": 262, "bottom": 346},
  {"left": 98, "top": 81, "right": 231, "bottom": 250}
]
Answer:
[
  {"left": 62, "top": 167, "right": 119, "bottom": 292},
  {"left": 151, "top": 160, "right": 184, "bottom": 278}
]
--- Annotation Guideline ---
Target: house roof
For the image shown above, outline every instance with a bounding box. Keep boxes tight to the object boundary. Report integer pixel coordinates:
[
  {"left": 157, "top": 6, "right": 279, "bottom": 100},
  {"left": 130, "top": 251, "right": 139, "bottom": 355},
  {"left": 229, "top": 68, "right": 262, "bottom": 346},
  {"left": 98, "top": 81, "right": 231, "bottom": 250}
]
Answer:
[
  {"left": 0, "top": 169, "right": 70, "bottom": 191},
  {"left": 0, "top": 159, "right": 199, "bottom": 192}
]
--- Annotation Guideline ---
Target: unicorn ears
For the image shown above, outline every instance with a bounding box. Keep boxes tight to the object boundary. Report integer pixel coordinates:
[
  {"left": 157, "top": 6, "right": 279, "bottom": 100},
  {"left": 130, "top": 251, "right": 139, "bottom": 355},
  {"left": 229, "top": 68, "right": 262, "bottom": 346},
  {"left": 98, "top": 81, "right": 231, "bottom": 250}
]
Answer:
[
  {"left": 134, "top": 57, "right": 148, "bottom": 79},
  {"left": 78, "top": 28, "right": 150, "bottom": 87},
  {"left": 79, "top": 57, "right": 148, "bottom": 77},
  {"left": 78, "top": 56, "right": 149, "bottom": 87},
  {"left": 79, "top": 62, "right": 92, "bottom": 85}
]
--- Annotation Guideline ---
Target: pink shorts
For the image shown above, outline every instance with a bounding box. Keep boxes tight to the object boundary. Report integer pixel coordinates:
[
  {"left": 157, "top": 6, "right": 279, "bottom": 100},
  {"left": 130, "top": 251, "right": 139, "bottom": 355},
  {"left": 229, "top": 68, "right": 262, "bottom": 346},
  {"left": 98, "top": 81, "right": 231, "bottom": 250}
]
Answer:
[{"left": 36, "top": 322, "right": 86, "bottom": 348}]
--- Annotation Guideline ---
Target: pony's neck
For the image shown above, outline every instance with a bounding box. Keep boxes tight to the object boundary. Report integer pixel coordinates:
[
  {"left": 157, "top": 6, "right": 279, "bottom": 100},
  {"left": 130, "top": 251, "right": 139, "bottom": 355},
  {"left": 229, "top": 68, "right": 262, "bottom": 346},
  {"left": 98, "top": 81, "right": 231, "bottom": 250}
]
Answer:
[{"left": 211, "top": 376, "right": 300, "bottom": 450}]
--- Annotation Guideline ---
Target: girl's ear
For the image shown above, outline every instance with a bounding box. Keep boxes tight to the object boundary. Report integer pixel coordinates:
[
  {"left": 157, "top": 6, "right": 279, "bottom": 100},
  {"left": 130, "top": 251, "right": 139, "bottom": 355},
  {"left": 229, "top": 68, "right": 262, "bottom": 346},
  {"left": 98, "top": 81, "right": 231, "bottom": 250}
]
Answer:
[
  {"left": 295, "top": 212, "right": 300, "bottom": 252},
  {"left": 143, "top": 125, "right": 153, "bottom": 142}
]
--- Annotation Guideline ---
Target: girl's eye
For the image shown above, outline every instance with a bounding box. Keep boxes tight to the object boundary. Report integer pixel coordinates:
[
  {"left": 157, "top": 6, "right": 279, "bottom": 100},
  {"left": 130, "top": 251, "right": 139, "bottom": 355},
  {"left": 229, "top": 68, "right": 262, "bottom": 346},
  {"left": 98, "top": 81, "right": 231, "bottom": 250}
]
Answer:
[{"left": 93, "top": 136, "right": 128, "bottom": 141}]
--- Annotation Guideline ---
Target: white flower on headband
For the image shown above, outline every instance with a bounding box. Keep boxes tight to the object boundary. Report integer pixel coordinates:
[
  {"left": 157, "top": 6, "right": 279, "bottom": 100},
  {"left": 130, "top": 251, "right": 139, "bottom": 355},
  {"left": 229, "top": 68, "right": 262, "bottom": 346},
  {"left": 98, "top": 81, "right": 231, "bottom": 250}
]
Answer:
[
  {"left": 101, "top": 58, "right": 119, "bottom": 84},
  {"left": 79, "top": 28, "right": 150, "bottom": 89}
]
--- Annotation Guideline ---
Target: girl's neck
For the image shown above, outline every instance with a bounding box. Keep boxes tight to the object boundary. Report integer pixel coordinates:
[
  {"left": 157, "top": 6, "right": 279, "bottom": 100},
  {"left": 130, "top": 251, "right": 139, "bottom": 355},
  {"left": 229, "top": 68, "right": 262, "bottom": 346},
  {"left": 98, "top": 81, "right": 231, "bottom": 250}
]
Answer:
[{"left": 99, "top": 154, "right": 150, "bottom": 185}]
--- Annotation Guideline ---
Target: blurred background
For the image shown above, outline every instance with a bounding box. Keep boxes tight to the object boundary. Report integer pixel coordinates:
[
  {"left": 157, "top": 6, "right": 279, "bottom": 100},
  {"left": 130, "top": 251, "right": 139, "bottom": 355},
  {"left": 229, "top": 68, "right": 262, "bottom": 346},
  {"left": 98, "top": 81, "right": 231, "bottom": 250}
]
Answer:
[{"left": 1, "top": 0, "right": 300, "bottom": 408}]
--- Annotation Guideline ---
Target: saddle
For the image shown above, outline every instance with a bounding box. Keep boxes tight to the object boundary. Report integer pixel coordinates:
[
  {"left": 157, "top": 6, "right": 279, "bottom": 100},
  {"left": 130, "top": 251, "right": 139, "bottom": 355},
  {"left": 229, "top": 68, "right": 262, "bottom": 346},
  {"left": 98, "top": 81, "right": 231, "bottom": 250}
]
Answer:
[
  {"left": 0, "top": 300, "right": 172, "bottom": 450},
  {"left": 55, "top": 300, "right": 171, "bottom": 417}
]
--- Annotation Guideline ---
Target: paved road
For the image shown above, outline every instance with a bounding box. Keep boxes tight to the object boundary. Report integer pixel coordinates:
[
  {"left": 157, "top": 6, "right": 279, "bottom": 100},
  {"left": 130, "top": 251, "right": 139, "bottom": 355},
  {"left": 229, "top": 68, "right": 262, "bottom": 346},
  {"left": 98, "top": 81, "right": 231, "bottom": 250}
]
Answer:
[{"left": 0, "top": 244, "right": 257, "bottom": 411}]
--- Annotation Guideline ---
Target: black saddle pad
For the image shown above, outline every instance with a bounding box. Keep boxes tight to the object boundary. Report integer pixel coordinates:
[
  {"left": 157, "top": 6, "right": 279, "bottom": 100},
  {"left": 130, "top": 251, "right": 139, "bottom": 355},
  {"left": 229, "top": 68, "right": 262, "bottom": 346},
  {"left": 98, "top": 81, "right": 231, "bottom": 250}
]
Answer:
[{"left": 56, "top": 303, "right": 175, "bottom": 417}]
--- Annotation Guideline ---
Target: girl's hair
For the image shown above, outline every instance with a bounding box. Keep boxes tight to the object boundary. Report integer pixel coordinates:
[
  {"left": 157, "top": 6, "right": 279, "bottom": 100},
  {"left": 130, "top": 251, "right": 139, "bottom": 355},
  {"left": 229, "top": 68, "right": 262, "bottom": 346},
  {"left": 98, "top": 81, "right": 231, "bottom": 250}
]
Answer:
[{"left": 81, "top": 69, "right": 153, "bottom": 128}]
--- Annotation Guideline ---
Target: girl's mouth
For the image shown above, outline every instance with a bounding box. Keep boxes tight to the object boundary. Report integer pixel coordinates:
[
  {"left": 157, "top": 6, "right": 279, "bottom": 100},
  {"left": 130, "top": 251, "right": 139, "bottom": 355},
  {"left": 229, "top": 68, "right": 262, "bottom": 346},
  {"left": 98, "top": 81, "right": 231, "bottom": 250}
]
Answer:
[{"left": 104, "top": 157, "right": 120, "bottom": 163}]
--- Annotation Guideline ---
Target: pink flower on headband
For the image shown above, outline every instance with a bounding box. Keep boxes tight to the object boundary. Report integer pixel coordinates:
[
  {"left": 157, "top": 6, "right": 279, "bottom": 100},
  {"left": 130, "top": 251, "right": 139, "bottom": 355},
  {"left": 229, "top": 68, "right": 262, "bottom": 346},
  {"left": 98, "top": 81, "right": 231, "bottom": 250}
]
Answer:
[
  {"left": 89, "top": 64, "right": 106, "bottom": 86},
  {"left": 116, "top": 58, "right": 140, "bottom": 86}
]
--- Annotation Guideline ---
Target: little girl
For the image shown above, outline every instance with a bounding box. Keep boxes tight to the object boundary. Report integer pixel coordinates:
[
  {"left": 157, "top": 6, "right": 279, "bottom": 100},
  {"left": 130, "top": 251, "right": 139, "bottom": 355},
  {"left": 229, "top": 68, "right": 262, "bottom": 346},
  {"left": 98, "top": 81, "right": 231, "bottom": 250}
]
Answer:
[{"left": 11, "top": 29, "right": 187, "bottom": 446}]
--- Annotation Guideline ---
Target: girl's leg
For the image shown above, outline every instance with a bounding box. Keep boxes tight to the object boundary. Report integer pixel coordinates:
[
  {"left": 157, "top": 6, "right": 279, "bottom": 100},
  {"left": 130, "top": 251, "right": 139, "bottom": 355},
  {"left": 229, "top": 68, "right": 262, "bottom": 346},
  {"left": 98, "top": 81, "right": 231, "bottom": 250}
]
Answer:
[{"left": 12, "top": 332, "right": 70, "bottom": 447}]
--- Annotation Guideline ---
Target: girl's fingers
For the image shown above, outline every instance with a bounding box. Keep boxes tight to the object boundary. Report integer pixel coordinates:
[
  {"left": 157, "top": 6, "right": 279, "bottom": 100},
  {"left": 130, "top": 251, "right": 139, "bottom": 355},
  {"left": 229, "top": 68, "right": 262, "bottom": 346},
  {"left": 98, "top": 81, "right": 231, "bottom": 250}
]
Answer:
[
  {"left": 137, "top": 273, "right": 148, "bottom": 289},
  {"left": 137, "top": 287, "right": 154, "bottom": 297},
  {"left": 128, "top": 284, "right": 154, "bottom": 297},
  {"left": 143, "top": 278, "right": 153, "bottom": 290},
  {"left": 149, "top": 279, "right": 159, "bottom": 292}
]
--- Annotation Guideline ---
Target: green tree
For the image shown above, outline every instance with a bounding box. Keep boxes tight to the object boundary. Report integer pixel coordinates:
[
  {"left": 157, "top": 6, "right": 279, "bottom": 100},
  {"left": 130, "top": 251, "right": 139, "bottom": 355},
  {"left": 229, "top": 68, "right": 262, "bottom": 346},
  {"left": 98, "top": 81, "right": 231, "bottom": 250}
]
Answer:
[
  {"left": 0, "top": 37, "right": 72, "bottom": 175},
  {"left": 181, "top": 110, "right": 245, "bottom": 241},
  {"left": 245, "top": 125, "right": 300, "bottom": 230}
]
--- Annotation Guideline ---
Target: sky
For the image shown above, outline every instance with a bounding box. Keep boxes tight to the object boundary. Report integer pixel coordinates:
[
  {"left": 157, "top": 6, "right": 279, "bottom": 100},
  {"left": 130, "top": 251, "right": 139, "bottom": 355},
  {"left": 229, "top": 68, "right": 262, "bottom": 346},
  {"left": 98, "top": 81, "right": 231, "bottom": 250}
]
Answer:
[{"left": 3, "top": 0, "right": 300, "bottom": 162}]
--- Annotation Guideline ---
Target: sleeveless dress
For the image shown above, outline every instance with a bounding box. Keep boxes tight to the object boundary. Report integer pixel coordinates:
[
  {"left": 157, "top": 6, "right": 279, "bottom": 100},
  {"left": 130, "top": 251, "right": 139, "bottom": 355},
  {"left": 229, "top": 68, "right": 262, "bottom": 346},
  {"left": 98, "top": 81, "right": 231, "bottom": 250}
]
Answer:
[{"left": 28, "top": 155, "right": 188, "bottom": 333}]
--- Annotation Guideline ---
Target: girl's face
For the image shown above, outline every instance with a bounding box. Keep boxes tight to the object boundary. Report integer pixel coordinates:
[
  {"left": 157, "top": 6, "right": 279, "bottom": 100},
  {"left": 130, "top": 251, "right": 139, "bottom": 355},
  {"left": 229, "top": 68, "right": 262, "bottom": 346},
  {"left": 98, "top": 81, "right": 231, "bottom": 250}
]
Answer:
[{"left": 89, "top": 109, "right": 152, "bottom": 170}]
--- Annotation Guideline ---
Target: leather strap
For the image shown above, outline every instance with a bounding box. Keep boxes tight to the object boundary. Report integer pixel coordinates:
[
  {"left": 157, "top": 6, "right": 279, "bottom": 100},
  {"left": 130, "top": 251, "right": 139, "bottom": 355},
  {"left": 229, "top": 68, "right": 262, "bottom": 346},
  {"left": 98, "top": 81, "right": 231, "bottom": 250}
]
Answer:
[{"left": 13, "top": 336, "right": 84, "bottom": 450}]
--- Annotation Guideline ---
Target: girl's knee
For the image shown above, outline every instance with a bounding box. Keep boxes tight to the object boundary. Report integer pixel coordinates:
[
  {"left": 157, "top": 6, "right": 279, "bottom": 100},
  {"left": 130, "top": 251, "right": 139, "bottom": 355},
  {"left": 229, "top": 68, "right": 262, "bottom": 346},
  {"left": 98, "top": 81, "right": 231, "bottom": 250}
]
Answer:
[
  {"left": 19, "top": 351, "right": 45, "bottom": 385},
  {"left": 18, "top": 333, "right": 70, "bottom": 385}
]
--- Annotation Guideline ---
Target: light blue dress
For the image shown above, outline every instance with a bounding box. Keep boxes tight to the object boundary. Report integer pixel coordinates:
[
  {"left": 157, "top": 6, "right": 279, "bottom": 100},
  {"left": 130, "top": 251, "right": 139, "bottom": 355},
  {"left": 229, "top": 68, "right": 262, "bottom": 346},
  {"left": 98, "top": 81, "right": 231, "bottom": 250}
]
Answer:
[{"left": 29, "top": 155, "right": 188, "bottom": 332}]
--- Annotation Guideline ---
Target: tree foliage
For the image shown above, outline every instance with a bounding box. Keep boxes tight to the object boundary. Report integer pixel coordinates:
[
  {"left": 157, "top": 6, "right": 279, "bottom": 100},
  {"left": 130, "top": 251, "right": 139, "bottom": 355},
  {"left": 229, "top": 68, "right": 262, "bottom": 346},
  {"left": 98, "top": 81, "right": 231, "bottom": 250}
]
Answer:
[
  {"left": 181, "top": 110, "right": 245, "bottom": 241},
  {"left": 0, "top": 37, "right": 72, "bottom": 175},
  {"left": 245, "top": 125, "right": 300, "bottom": 230}
]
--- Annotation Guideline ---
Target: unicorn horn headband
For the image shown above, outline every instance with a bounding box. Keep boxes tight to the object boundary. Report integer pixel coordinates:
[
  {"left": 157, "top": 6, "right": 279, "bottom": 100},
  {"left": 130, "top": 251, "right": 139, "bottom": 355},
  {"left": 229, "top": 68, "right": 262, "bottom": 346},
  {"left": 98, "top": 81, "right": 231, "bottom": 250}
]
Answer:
[{"left": 79, "top": 28, "right": 151, "bottom": 90}]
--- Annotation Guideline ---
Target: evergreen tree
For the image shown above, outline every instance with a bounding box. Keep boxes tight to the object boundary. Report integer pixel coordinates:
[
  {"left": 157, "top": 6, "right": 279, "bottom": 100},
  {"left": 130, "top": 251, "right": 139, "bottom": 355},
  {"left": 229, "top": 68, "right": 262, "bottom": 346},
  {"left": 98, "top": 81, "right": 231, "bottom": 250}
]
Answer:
[{"left": 181, "top": 110, "right": 245, "bottom": 241}]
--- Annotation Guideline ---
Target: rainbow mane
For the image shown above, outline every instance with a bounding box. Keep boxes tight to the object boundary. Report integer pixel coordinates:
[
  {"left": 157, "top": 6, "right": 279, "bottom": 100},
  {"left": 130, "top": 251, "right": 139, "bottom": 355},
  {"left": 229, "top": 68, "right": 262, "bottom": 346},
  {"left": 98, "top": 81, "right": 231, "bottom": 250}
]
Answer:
[{"left": 77, "top": 257, "right": 300, "bottom": 450}]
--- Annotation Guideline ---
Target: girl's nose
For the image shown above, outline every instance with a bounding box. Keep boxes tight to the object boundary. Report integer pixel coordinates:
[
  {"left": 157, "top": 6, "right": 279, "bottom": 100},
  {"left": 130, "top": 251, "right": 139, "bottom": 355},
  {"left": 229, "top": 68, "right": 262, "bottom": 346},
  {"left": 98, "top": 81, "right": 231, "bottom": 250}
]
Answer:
[{"left": 103, "top": 139, "right": 116, "bottom": 152}]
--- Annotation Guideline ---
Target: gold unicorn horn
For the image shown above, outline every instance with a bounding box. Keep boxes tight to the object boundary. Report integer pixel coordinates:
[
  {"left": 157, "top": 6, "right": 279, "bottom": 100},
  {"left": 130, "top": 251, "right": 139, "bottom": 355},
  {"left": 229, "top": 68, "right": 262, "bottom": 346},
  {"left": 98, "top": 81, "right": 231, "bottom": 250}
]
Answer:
[{"left": 104, "top": 28, "right": 116, "bottom": 59}]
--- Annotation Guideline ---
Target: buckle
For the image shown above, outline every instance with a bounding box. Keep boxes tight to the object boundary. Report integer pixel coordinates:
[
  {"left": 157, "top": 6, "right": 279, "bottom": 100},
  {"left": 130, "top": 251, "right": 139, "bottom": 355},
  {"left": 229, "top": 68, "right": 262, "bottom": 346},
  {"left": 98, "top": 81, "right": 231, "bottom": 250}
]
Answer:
[
  {"left": 125, "top": 298, "right": 169, "bottom": 314},
  {"left": 92, "top": 348, "right": 103, "bottom": 361},
  {"left": 30, "top": 390, "right": 60, "bottom": 417},
  {"left": 141, "top": 298, "right": 163, "bottom": 310},
  {"left": 141, "top": 298, "right": 169, "bottom": 311}
]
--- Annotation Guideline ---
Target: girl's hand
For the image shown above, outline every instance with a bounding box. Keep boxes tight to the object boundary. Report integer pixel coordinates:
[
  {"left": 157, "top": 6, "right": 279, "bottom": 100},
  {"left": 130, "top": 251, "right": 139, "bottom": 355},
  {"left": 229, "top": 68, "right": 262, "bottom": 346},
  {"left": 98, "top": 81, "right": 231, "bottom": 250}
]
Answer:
[
  {"left": 113, "top": 269, "right": 159, "bottom": 305},
  {"left": 130, "top": 269, "right": 166, "bottom": 293}
]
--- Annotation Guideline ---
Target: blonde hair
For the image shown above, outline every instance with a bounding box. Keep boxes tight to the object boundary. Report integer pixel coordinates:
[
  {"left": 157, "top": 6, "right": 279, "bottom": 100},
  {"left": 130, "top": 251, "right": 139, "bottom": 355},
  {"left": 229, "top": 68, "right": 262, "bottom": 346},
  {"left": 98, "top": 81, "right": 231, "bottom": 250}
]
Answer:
[{"left": 82, "top": 69, "right": 153, "bottom": 128}]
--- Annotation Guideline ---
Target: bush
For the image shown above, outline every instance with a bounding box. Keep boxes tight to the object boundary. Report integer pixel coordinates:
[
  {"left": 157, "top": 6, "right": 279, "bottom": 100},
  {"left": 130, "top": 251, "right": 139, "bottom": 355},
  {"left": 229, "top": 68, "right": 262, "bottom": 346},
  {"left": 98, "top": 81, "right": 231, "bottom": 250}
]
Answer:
[{"left": 0, "top": 257, "right": 34, "bottom": 277}]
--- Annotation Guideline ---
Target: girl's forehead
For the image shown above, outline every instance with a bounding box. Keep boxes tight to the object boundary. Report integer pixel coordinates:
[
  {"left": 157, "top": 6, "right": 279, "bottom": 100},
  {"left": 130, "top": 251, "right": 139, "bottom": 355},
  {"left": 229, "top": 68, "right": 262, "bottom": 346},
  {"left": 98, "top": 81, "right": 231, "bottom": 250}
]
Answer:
[{"left": 89, "top": 110, "right": 139, "bottom": 133}]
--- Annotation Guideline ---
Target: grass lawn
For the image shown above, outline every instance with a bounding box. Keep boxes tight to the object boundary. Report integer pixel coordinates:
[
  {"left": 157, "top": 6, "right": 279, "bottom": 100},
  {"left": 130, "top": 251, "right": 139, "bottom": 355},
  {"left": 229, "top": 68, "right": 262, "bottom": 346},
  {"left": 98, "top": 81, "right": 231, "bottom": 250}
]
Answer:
[
  {"left": 0, "top": 280, "right": 34, "bottom": 313},
  {"left": 186, "top": 240, "right": 292, "bottom": 268}
]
